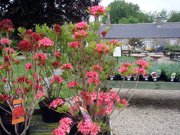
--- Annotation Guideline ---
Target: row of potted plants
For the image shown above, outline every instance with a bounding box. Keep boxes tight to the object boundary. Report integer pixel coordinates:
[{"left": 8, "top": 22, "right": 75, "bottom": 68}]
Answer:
[{"left": 110, "top": 62, "right": 180, "bottom": 82}]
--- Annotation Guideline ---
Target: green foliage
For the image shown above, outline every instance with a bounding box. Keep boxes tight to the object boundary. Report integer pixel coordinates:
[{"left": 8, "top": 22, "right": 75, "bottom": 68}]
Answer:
[
  {"left": 56, "top": 105, "right": 70, "bottom": 113},
  {"left": 168, "top": 11, "right": 180, "bottom": 22},
  {"left": 102, "top": 0, "right": 153, "bottom": 24}
]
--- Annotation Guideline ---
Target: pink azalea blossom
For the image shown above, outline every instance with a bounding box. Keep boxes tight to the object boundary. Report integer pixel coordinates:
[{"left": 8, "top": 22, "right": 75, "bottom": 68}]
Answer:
[
  {"left": 50, "top": 75, "right": 63, "bottom": 84},
  {"left": 61, "top": 63, "right": 73, "bottom": 70},
  {"left": 89, "top": 6, "right": 105, "bottom": 17},
  {"left": 87, "top": 77, "right": 99, "bottom": 85},
  {"left": 109, "top": 39, "right": 120, "bottom": 46},
  {"left": 53, "top": 128, "right": 65, "bottom": 135},
  {"left": 85, "top": 71, "right": 98, "bottom": 78},
  {"left": 49, "top": 98, "right": 64, "bottom": 108},
  {"left": 38, "top": 37, "right": 54, "bottom": 47},
  {"left": 95, "top": 44, "right": 109, "bottom": 54},
  {"left": 35, "top": 91, "right": 45, "bottom": 99},
  {"left": 25, "top": 63, "right": 32, "bottom": 70},
  {"left": 54, "top": 51, "right": 61, "bottom": 58},
  {"left": 4, "top": 47, "right": 15, "bottom": 54},
  {"left": 33, "top": 53, "right": 47, "bottom": 61},
  {"left": 68, "top": 41, "right": 81, "bottom": 49},
  {"left": 118, "top": 66, "right": 128, "bottom": 74},
  {"left": 122, "top": 62, "right": 132, "bottom": 67},
  {"left": 73, "top": 30, "right": 88, "bottom": 39},
  {"left": 78, "top": 120, "right": 100, "bottom": 135},
  {"left": 68, "top": 81, "right": 79, "bottom": 88},
  {"left": 75, "top": 21, "right": 88, "bottom": 30},
  {"left": 120, "top": 98, "right": 128, "bottom": 107},
  {"left": 91, "top": 64, "right": 103, "bottom": 72},
  {"left": 59, "top": 117, "right": 73, "bottom": 125},
  {"left": 136, "top": 59, "right": 149, "bottom": 68},
  {"left": 0, "top": 38, "right": 11, "bottom": 45}
]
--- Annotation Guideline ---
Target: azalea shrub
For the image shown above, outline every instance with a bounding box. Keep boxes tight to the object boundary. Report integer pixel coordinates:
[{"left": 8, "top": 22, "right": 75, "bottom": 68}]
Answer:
[{"left": 0, "top": 5, "right": 150, "bottom": 135}]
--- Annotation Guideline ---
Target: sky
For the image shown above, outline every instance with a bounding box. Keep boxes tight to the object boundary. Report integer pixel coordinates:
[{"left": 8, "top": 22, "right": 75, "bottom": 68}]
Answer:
[{"left": 100, "top": 0, "right": 180, "bottom": 13}]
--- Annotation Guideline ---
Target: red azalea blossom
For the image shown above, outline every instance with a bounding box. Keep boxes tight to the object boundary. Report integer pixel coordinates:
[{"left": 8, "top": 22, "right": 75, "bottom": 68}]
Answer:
[
  {"left": 89, "top": 6, "right": 105, "bottom": 17},
  {"left": 68, "top": 41, "right": 81, "bottom": 49},
  {"left": 53, "top": 24, "right": 61, "bottom": 35},
  {"left": 33, "top": 53, "right": 47, "bottom": 66},
  {"left": 122, "top": 62, "right": 132, "bottom": 67},
  {"left": 12, "top": 106, "right": 25, "bottom": 118},
  {"left": 61, "top": 63, "right": 73, "bottom": 70},
  {"left": 85, "top": 71, "right": 99, "bottom": 78},
  {"left": 0, "top": 19, "right": 14, "bottom": 32},
  {"left": 50, "top": 75, "right": 63, "bottom": 84},
  {"left": 68, "top": 81, "right": 79, "bottom": 88},
  {"left": 4, "top": 47, "right": 15, "bottom": 54},
  {"left": 51, "top": 61, "right": 60, "bottom": 69},
  {"left": 18, "top": 40, "right": 32, "bottom": 52},
  {"left": 0, "top": 94, "right": 11, "bottom": 103}
]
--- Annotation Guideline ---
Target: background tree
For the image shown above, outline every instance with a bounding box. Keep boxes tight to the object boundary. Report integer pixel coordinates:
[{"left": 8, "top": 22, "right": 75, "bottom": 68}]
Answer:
[
  {"left": 102, "top": 0, "right": 153, "bottom": 24},
  {"left": 0, "top": 0, "right": 100, "bottom": 28},
  {"left": 168, "top": 11, "right": 180, "bottom": 22}
]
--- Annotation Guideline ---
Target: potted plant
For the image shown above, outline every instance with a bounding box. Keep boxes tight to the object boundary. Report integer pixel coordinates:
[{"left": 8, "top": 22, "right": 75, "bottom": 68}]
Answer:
[
  {"left": 49, "top": 6, "right": 150, "bottom": 135},
  {"left": 0, "top": 19, "right": 46, "bottom": 135}
]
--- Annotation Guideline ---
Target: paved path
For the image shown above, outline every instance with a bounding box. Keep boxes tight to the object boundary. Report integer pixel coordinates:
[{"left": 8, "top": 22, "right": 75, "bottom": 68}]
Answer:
[{"left": 111, "top": 89, "right": 180, "bottom": 135}]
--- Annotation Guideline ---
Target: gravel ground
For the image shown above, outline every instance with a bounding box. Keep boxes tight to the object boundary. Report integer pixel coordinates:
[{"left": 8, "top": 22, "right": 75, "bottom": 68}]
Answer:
[{"left": 110, "top": 89, "right": 180, "bottom": 135}]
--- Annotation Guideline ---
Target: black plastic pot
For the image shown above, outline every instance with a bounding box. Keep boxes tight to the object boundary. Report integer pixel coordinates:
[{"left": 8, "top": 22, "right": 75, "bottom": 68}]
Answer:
[{"left": 39, "top": 99, "right": 65, "bottom": 123}]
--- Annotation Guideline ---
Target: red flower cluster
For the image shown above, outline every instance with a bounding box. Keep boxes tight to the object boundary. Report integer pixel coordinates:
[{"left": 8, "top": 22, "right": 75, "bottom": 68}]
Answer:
[
  {"left": 33, "top": 53, "right": 47, "bottom": 66},
  {"left": 17, "top": 40, "right": 32, "bottom": 52},
  {"left": 61, "top": 63, "right": 73, "bottom": 70},
  {"left": 12, "top": 106, "right": 25, "bottom": 118},
  {"left": 136, "top": 59, "right": 149, "bottom": 68},
  {"left": 0, "top": 19, "right": 14, "bottom": 32},
  {"left": 38, "top": 37, "right": 54, "bottom": 47},
  {"left": 68, "top": 41, "right": 81, "bottom": 49},
  {"left": 51, "top": 61, "right": 60, "bottom": 69},
  {"left": 68, "top": 81, "right": 79, "bottom": 88},
  {"left": 50, "top": 75, "right": 63, "bottom": 84},
  {"left": 101, "top": 31, "right": 107, "bottom": 38},
  {"left": 53, "top": 24, "right": 61, "bottom": 36},
  {"left": 118, "top": 62, "right": 132, "bottom": 74},
  {"left": 90, "top": 65, "right": 103, "bottom": 72},
  {"left": 0, "top": 94, "right": 11, "bottom": 103},
  {"left": 73, "top": 30, "right": 88, "bottom": 40}
]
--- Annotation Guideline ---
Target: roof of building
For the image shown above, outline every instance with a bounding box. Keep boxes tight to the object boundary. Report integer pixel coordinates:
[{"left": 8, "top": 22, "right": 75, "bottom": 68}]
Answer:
[{"left": 100, "top": 22, "right": 180, "bottom": 39}]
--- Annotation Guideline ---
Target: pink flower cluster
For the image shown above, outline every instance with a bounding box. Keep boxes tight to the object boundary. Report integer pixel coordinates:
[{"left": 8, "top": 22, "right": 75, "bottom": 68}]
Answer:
[
  {"left": 68, "top": 41, "right": 81, "bottom": 49},
  {"left": 109, "top": 39, "right": 120, "bottom": 46},
  {"left": 80, "top": 91, "right": 122, "bottom": 116},
  {"left": 134, "top": 67, "right": 146, "bottom": 75},
  {"left": 35, "top": 91, "right": 45, "bottom": 99},
  {"left": 91, "top": 65, "right": 103, "bottom": 72},
  {"left": 54, "top": 51, "right": 61, "bottom": 58},
  {"left": 0, "top": 38, "right": 11, "bottom": 45},
  {"left": 86, "top": 71, "right": 99, "bottom": 85},
  {"left": 25, "top": 63, "right": 32, "bottom": 70},
  {"left": 89, "top": 6, "right": 105, "bottom": 17},
  {"left": 118, "top": 62, "right": 132, "bottom": 74},
  {"left": 136, "top": 59, "right": 149, "bottom": 68},
  {"left": 78, "top": 120, "right": 100, "bottom": 135},
  {"left": 50, "top": 75, "right": 63, "bottom": 84},
  {"left": 75, "top": 21, "right": 88, "bottom": 30},
  {"left": 68, "top": 81, "right": 79, "bottom": 88},
  {"left": 95, "top": 43, "right": 109, "bottom": 54},
  {"left": 49, "top": 98, "right": 64, "bottom": 108},
  {"left": 53, "top": 24, "right": 61, "bottom": 35},
  {"left": 33, "top": 53, "right": 47, "bottom": 66},
  {"left": 61, "top": 63, "right": 73, "bottom": 70},
  {"left": 38, "top": 37, "right": 54, "bottom": 47},
  {"left": 4, "top": 47, "right": 15, "bottom": 54},
  {"left": 53, "top": 117, "right": 73, "bottom": 135},
  {"left": 73, "top": 30, "right": 88, "bottom": 40}
]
